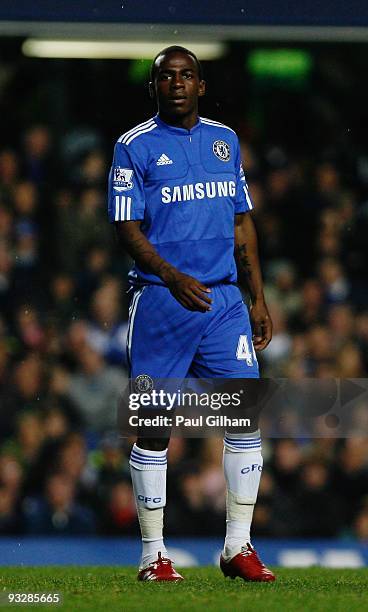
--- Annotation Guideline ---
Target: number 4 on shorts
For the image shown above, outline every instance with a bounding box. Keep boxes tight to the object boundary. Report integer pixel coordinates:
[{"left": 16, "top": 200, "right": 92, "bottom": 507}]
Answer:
[{"left": 236, "top": 334, "right": 254, "bottom": 366}]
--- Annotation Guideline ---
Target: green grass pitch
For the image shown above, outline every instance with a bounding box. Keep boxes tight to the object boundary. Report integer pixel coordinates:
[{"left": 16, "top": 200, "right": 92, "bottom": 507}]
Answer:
[{"left": 0, "top": 567, "right": 367, "bottom": 612}]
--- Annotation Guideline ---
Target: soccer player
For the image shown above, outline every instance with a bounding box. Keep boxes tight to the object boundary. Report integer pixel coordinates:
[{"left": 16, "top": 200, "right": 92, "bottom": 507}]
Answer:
[{"left": 108, "top": 46, "right": 275, "bottom": 582}]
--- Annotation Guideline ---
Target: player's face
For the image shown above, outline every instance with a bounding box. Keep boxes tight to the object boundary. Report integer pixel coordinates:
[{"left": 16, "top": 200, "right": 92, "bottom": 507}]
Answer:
[{"left": 151, "top": 52, "right": 205, "bottom": 121}]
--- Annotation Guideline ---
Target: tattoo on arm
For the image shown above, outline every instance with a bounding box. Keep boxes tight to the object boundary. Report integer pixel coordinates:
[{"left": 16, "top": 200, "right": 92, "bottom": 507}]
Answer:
[
  {"left": 235, "top": 242, "right": 252, "bottom": 279},
  {"left": 117, "top": 228, "right": 176, "bottom": 281},
  {"left": 119, "top": 231, "right": 156, "bottom": 262}
]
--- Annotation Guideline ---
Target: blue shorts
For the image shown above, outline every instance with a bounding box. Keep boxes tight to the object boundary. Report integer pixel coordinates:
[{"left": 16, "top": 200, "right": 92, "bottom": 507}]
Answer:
[{"left": 127, "top": 284, "right": 259, "bottom": 379}]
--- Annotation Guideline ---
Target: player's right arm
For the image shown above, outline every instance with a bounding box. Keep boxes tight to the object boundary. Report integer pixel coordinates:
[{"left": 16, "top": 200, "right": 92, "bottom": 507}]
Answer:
[
  {"left": 115, "top": 221, "right": 212, "bottom": 312},
  {"left": 109, "top": 140, "right": 212, "bottom": 312}
]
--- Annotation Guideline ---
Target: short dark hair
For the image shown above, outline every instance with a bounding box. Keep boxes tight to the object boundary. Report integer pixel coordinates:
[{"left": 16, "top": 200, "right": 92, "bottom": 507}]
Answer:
[{"left": 150, "top": 45, "right": 203, "bottom": 81}]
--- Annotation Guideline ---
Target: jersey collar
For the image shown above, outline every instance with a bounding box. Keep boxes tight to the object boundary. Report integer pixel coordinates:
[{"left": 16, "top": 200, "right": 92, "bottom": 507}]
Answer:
[{"left": 154, "top": 114, "right": 201, "bottom": 135}]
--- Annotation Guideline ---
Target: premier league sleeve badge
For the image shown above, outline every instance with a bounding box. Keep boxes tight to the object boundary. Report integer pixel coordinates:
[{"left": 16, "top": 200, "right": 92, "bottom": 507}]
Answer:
[{"left": 113, "top": 167, "right": 134, "bottom": 192}]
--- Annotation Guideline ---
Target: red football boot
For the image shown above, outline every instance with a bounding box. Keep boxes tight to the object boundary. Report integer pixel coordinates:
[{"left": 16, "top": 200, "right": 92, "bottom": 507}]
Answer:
[
  {"left": 137, "top": 552, "right": 184, "bottom": 582},
  {"left": 220, "top": 543, "right": 276, "bottom": 582}
]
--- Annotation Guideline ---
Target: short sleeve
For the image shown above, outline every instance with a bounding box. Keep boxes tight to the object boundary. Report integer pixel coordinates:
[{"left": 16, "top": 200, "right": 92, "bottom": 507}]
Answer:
[
  {"left": 234, "top": 138, "right": 254, "bottom": 214},
  {"left": 108, "top": 142, "right": 146, "bottom": 222}
]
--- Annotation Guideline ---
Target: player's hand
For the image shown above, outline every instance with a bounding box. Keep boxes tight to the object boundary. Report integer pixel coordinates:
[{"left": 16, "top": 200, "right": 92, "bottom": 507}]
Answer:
[
  {"left": 166, "top": 271, "right": 212, "bottom": 312},
  {"left": 250, "top": 299, "right": 272, "bottom": 351}
]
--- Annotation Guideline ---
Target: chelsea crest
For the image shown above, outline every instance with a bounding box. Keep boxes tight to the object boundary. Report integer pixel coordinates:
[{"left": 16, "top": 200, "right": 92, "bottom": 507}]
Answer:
[{"left": 213, "top": 140, "right": 230, "bottom": 162}]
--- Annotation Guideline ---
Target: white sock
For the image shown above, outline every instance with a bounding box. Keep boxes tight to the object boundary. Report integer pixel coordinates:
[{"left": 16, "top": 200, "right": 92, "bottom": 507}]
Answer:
[
  {"left": 129, "top": 443, "right": 168, "bottom": 569},
  {"left": 222, "top": 430, "right": 263, "bottom": 561}
]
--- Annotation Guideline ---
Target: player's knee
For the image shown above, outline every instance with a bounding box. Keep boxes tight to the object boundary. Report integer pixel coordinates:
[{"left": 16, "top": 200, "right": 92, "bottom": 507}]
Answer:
[
  {"left": 225, "top": 421, "right": 259, "bottom": 435},
  {"left": 136, "top": 437, "right": 170, "bottom": 452}
]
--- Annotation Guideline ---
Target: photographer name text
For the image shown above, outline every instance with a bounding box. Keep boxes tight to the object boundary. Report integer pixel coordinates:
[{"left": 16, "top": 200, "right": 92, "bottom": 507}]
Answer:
[{"left": 128, "top": 415, "right": 250, "bottom": 427}]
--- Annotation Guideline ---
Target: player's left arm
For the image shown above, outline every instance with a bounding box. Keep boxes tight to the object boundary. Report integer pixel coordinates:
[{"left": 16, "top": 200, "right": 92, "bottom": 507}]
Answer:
[{"left": 234, "top": 212, "right": 272, "bottom": 351}]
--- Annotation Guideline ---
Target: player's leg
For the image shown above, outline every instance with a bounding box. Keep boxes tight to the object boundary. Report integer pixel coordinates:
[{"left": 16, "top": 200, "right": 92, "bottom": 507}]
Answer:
[
  {"left": 192, "top": 285, "right": 275, "bottom": 581},
  {"left": 221, "top": 431, "right": 276, "bottom": 581},
  {"left": 129, "top": 440, "right": 171, "bottom": 577},
  {"left": 127, "top": 285, "right": 206, "bottom": 580}
]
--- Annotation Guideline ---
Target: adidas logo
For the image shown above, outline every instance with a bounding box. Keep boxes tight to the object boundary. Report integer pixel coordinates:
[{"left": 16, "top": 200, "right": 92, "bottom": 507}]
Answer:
[{"left": 157, "top": 154, "right": 173, "bottom": 166}]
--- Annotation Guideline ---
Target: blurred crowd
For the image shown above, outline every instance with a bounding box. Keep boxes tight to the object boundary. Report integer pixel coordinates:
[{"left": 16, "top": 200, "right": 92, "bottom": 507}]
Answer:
[{"left": 0, "top": 123, "right": 367, "bottom": 540}]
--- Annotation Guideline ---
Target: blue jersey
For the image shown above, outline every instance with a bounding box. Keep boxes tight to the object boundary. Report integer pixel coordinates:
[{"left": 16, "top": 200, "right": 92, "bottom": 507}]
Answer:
[{"left": 108, "top": 115, "right": 253, "bottom": 286}]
